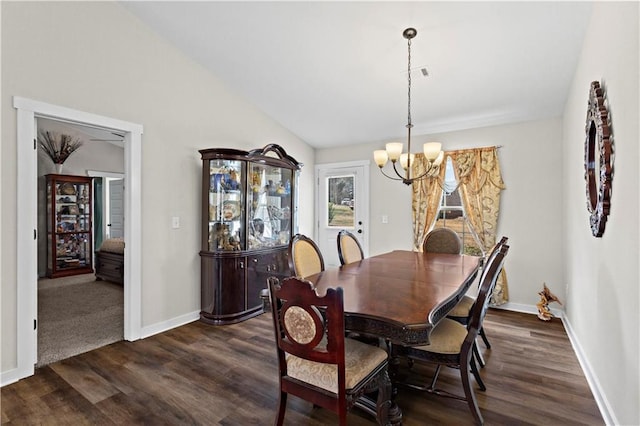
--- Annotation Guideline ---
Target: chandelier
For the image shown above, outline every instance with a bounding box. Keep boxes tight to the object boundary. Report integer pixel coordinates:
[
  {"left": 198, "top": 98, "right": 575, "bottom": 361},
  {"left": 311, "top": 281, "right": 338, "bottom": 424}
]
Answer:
[{"left": 373, "top": 28, "right": 444, "bottom": 185}]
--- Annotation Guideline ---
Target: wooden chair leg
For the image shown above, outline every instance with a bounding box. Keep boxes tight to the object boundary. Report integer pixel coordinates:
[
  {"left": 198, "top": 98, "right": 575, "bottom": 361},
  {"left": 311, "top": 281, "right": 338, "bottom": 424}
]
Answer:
[
  {"left": 275, "top": 392, "right": 287, "bottom": 426},
  {"left": 429, "top": 364, "right": 443, "bottom": 390},
  {"left": 460, "top": 355, "right": 484, "bottom": 425},
  {"left": 470, "top": 356, "right": 486, "bottom": 391},
  {"left": 479, "top": 326, "right": 491, "bottom": 349},
  {"left": 473, "top": 341, "right": 486, "bottom": 368}
]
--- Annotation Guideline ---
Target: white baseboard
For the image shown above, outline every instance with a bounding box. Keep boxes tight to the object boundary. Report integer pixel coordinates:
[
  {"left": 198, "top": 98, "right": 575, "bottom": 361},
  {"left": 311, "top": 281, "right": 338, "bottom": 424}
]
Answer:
[
  {"left": 139, "top": 310, "right": 200, "bottom": 339},
  {"left": 490, "top": 301, "right": 564, "bottom": 318},
  {"left": 1, "top": 367, "right": 23, "bottom": 387},
  {"left": 561, "top": 316, "right": 617, "bottom": 426}
]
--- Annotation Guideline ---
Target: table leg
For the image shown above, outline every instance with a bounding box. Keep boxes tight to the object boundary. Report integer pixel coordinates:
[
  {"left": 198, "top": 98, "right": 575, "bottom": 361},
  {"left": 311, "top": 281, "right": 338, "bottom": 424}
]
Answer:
[{"left": 383, "top": 341, "right": 403, "bottom": 425}]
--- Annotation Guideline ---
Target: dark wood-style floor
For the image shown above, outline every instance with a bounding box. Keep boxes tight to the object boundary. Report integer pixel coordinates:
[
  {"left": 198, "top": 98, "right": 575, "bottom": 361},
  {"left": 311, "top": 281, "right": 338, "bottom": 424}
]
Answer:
[{"left": 1, "top": 309, "right": 603, "bottom": 425}]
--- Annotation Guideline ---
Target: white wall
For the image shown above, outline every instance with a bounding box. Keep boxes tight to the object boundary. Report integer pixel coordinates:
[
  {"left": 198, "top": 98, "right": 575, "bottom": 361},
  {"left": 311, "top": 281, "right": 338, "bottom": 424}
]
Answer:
[
  {"left": 316, "top": 117, "right": 565, "bottom": 309},
  {"left": 562, "top": 2, "right": 639, "bottom": 425},
  {"left": 1, "top": 2, "right": 314, "bottom": 373}
]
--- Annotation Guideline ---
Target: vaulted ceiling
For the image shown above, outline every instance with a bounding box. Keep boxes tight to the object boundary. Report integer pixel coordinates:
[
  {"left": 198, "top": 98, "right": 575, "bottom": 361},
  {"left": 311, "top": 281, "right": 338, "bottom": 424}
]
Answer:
[{"left": 122, "top": 2, "right": 592, "bottom": 148}]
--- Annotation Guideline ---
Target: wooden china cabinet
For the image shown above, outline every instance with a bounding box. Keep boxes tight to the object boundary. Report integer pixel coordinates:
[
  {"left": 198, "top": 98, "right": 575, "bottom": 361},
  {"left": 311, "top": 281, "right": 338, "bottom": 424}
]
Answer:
[
  {"left": 199, "top": 144, "right": 302, "bottom": 325},
  {"left": 46, "top": 174, "right": 93, "bottom": 278}
]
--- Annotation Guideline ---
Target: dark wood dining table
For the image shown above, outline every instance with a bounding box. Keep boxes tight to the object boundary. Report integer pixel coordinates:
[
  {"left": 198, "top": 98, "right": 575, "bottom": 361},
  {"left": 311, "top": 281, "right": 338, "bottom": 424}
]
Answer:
[{"left": 304, "top": 250, "right": 482, "bottom": 346}]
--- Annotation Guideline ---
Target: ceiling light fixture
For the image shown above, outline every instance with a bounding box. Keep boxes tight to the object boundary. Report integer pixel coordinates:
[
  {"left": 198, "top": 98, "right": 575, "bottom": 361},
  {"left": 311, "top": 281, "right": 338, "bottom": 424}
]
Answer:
[{"left": 373, "top": 28, "right": 444, "bottom": 185}]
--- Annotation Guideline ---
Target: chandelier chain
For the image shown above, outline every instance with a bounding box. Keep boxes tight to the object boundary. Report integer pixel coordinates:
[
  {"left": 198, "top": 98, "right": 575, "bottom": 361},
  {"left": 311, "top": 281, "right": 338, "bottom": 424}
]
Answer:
[
  {"left": 407, "top": 38, "right": 412, "bottom": 128},
  {"left": 373, "top": 27, "right": 443, "bottom": 186}
]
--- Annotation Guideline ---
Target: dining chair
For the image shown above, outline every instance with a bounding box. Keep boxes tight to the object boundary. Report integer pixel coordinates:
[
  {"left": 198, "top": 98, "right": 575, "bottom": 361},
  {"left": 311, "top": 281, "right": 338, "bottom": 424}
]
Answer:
[
  {"left": 267, "top": 276, "right": 392, "bottom": 426},
  {"left": 422, "top": 227, "right": 462, "bottom": 254},
  {"left": 447, "top": 236, "right": 509, "bottom": 366},
  {"left": 337, "top": 230, "right": 364, "bottom": 265},
  {"left": 423, "top": 227, "right": 485, "bottom": 366},
  {"left": 336, "top": 229, "right": 381, "bottom": 345},
  {"left": 288, "top": 233, "right": 325, "bottom": 278},
  {"left": 393, "top": 244, "right": 509, "bottom": 425}
]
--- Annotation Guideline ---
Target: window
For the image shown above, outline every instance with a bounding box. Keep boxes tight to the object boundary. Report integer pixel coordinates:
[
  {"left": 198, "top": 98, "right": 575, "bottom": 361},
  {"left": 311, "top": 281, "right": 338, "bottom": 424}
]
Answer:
[
  {"left": 326, "top": 175, "right": 354, "bottom": 227},
  {"left": 433, "top": 158, "right": 483, "bottom": 256}
]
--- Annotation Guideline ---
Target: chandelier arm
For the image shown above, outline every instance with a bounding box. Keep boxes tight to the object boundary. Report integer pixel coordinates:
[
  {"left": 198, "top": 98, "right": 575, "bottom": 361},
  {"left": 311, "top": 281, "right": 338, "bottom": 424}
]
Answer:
[
  {"left": 392, "top": 158, "right": 439, "bottom": 182},
  {"left": 377, "top": 166, "right": 405, "bottom": 182},
  {"left": 408, "top": 165, "right": 438, "bottom": 182},
  {"left": 388, "top": 161, "right": 439, "bottom": 186},
  {"left": 391, "top": 161, "right": 409, "bottom": 180}
]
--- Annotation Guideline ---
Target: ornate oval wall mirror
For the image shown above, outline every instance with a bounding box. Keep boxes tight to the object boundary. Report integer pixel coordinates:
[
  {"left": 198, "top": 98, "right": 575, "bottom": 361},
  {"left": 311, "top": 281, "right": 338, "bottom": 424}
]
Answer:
[{"left": 584, "top": 81, "right": 613, "bottom": 237}]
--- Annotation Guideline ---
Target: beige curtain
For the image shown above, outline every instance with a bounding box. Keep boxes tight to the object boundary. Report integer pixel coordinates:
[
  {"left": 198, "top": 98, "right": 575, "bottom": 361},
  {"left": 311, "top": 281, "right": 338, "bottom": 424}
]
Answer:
[
  {"left": 448, "top": 147, "right": 508, "bottom": 305},
  {"left": 411, "top": 153, "right": 447, "bottom": 251},
  {"left": 411, "top": 146, "right": 508, "bottom": 305}
]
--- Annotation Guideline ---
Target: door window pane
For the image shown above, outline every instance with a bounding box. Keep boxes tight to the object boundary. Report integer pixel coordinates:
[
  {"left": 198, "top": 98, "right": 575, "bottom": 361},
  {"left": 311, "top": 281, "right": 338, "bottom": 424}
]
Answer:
[{"left": 326, "top": 175, "right": 354, "bottom": 227}]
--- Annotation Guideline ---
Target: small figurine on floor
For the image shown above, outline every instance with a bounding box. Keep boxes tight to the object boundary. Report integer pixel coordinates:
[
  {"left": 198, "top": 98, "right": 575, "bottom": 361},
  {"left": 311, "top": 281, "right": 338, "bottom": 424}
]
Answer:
[{"left": 536, "top": 283, "right": 563, "bottom": 321}]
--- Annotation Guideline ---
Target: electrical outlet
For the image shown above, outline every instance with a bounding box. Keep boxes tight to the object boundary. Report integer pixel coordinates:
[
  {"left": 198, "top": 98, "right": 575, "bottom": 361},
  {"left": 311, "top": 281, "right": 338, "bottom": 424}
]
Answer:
[
  {"left": 172, "top": 216, "right": 180, "bottom": 229},
  {"left": 382, "top": 215, "right": 388, "bottom": 224}
]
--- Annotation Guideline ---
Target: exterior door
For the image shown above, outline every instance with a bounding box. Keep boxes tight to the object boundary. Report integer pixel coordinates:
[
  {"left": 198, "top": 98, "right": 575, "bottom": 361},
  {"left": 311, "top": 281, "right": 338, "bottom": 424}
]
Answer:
[
  {"left": 108, "top": 178, "right": 124, "bottom": 238},
  {"left": 315, "top": 161, "right": 369, "bottom": 268}
]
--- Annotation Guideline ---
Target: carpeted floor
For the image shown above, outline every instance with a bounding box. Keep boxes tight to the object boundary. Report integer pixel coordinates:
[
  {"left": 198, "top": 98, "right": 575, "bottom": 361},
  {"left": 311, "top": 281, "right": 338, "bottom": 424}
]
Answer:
[{"left": 37, "top": 274, "right": 123, "bottom": 367}]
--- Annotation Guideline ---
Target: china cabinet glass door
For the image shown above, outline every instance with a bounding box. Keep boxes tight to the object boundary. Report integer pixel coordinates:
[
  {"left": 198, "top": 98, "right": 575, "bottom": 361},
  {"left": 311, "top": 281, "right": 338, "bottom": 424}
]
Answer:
[
  {"left": 247, "top": 163, "right": 293, "bottom": 249},
  {"left": 207, "top": 159, "right": 245, "bottom": 251},
  {"left": 46, "top": 175, "right": 93, "bottom": 277}
]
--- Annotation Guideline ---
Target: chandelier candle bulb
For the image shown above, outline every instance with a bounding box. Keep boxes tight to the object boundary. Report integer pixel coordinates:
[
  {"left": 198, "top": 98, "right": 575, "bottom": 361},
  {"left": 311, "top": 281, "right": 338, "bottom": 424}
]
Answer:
[
  {"left": 374, "top": 150, "right": 389, "bottom": 167},
  {"left": 386, "top": 142, "right": 403, "bottom": 162},
  {"left": 400, "top": 153, "right": 416, "bottom": 170},
  {"left": 423, "top": 142, "right": 442, "bottom": 161}
]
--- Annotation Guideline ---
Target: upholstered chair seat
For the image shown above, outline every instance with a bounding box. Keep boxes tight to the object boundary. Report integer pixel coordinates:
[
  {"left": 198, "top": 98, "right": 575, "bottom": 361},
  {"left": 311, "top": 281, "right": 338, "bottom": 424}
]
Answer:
[
  {"left": 448, "top": 295, "right": 475, "bottom": 317},
  {"left": 286, "top": 337, "right": 388, "bottom": 393},
  {"left": 414, "top": 318, "right": 468, "bottom": 354}
]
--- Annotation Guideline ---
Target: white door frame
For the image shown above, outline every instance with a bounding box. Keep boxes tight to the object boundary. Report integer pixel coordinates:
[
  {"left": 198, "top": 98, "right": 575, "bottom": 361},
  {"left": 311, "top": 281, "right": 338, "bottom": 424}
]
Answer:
[
  {"left": 13, "top": 96, "right": 143, "bottom": 382},
  {"left": 314, "top": 160, "right": 370, "bottom": 261}
]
